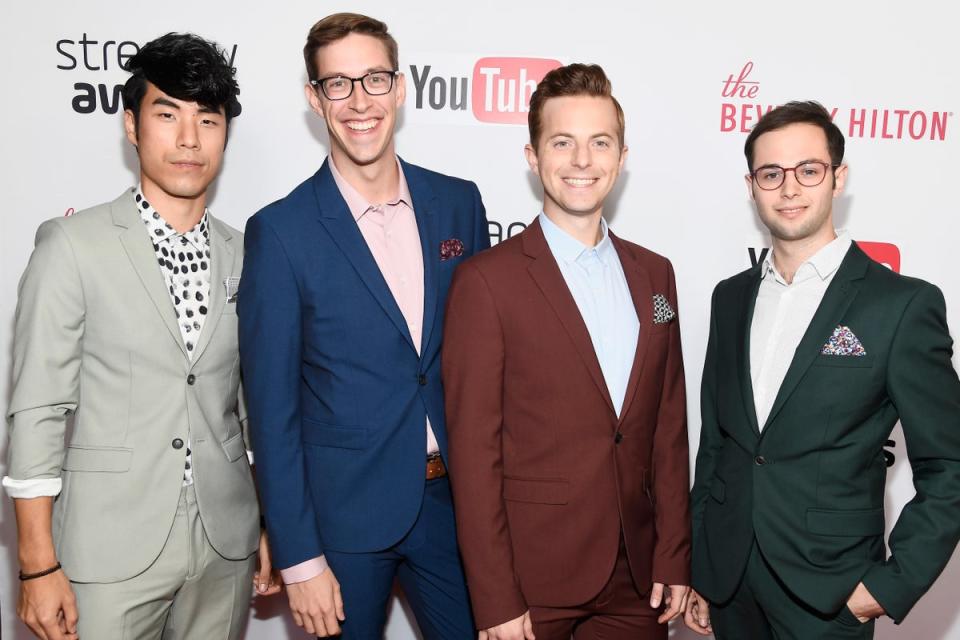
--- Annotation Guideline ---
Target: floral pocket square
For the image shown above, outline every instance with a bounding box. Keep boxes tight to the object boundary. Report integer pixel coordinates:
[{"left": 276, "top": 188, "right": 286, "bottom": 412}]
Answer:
[
  {"left": 440, "top": 238, "right": 464, "bottom": 261},
  {"left": 653, "top": 294, "right": 676, "bottom": 324},
  {"left": 821, "top": 325, "right": 866, "bottom": 356}
]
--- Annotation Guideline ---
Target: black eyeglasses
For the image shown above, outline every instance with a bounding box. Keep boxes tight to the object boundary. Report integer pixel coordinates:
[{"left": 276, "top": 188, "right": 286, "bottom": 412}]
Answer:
[
  {"left": 309, "top": 71, "right": 399, "bottom": 101},
  {"left": 750, "top": 161, "right": 840, "bottom": 190}
]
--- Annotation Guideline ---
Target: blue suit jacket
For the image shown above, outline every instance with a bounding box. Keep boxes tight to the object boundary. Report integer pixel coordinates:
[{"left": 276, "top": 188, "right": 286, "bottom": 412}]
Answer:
[{"left": 239, "top": 158, "right": 490, "bottom": 569}]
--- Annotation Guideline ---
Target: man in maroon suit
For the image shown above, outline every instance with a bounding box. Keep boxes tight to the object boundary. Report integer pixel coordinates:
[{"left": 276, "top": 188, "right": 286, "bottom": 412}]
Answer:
[{"left": 443, "top": 63, "right": 691, "bottom": 640}]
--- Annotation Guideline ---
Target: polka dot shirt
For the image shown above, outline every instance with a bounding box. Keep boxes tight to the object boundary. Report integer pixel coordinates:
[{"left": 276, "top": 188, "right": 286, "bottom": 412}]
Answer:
[{"left": 134, "top": 186, "right": 211, "bottom": 485}]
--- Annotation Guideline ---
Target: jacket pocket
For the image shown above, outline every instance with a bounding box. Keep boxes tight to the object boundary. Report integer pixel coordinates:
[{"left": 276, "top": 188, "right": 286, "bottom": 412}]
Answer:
[
  {"left": 812, "top": 353, "right": 875, "bottom": 368},
  {"left": 806, "top": 507, "right": 884, "bottom": 536},
  {"left": 221, "top": 432, "right": 246, "bottom": 462},
  {"left": 302, "top": 419, "right": 370, "bottom": 450},
  {"left": 502, "top": 477, "right": 569, "bottom": 505},
  {"left": 709, "top": 477, "right": 726, "bottom": 503},
  {"left": 62, "top": 445, "right": 133, "bottom": 473}
]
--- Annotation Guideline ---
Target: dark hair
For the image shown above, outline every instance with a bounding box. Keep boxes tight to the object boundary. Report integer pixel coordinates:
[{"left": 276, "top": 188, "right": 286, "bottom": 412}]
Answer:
[
  {"left": 744, "top": 100, "right": 844, "bottom": 170},
  {"left": 527, "top": 63, "right": 625, "bottom": 150},
  {"left": 304, "top": 13, "right": 398, "bottom": 82},
  {"left": 122, "top": 33, "right": 241, "bottom": 130}
]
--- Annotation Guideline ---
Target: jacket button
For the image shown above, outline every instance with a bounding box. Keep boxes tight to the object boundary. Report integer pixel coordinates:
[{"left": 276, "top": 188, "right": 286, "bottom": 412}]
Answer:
[
  {"left": 755, "top": 455, "right": 767, "bottom": 465},
  {"left": 418, "top": 374, "right": 427, "bottom": 386},
  {"left": 172, "top": 438, "right": 184, "bottom": 450},
  {"left": 186, "top": 374, "right": 196, "bottom": 385},
  {"left": 614, "top": 432, "right": 623, "bottom": 444}
]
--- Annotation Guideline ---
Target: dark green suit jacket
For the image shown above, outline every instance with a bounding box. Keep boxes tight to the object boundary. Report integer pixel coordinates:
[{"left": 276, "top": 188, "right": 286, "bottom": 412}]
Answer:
[{"left": 690, "top": 242, "right": 960, "bottom": 623}]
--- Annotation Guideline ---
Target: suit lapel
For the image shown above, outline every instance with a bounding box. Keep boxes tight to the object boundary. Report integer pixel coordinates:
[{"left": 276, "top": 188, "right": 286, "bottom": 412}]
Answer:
[
  {"left": 191, "top": 217, "right": 235, "bottom": 364},
  {"left": 313, "top": 160, "right": 417, "bottom": 352},
  {"left": 524, "top": 219, "right": 617, "bottom": 416},
  {"left": 610, "top": 234, "right": 653, "bottom": 424},
  {"left": 403, "top": 160, "right": 440, "bottom": 359},
  {"left": 113, "top": 193, "right": 188, "bottom": 361},
  {"left": 737, "top": 269, "right": 763, "bottom": 436},
  {"left": 760, "top": 244, "right": 869, "bottom": 435}
]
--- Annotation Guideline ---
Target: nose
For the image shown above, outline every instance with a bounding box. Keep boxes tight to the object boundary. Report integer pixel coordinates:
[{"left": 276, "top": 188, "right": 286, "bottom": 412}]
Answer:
[
  {"left": 571, "top": 144, "right": 591, "bottom": 169},
  {"left": 347, "top": 78, "right": 372, "bottom": 111},
  {"left": 779, "top": 168, "right": 801, "bottom": 197},
  {"left": 178, "top": 117, "right": 200, "bottom": 150}
]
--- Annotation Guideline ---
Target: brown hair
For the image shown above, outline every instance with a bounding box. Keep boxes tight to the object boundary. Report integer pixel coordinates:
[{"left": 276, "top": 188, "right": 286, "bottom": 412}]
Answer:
[
  {"left": 744, "top": 100, "right": 845, "bottom": 170},
  {"left": 303, "top": 13, "right": 399, "bottom": 81},
  {"left": 527, "top": 63, "right": 625, "bottom": 149}
]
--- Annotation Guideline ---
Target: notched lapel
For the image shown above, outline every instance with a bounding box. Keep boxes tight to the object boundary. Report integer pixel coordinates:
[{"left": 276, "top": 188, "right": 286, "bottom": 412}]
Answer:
[
  {"left": 404, "top": 161, "right": 440, "bottom": 359},
  {"left": 737, "top": 270, "right": 763, "bottom": 436},
  {"left": 312, "top": 162, "right": 417, "bottom": 352},
  {"left": 113, "top": 195, "right": 188, "bottom": 361},
  {"left": 760, "top": 246, "right": 869, "bottom": 434},
  {"left": 612, "top": 237, "right": 653, "bottom": 424},
  {"left": 191, "top": 218, "right": 234, "bottom": 364},
  {"left": 523, "top": 220, "right": 616, "bottom": 416}
]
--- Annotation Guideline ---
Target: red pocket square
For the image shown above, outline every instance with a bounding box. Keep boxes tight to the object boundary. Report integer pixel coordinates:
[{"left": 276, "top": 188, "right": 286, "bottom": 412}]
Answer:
[{"left": 440, "top": 238, "right": 464, "bottom": 261}]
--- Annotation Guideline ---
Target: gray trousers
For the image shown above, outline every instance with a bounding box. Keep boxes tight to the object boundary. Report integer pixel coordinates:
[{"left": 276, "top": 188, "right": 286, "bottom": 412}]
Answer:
[{"left": 71, "top": 484, "right": 256, "bottom": 640}]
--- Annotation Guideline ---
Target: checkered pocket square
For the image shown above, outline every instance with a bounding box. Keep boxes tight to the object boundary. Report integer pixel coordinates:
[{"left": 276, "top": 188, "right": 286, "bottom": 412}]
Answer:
[
  {"left": 821, "top": 325, "right": 866, "bottom": 356},
  {"left": 653, "top": 294, "right": 676, "bottom": 324},
  {"left": 223, "top": 277, "right": 240, "bottom": 302}
]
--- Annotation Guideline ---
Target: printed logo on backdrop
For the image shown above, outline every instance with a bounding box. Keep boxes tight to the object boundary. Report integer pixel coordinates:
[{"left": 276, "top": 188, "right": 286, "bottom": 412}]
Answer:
[
  {"left": 720, "top": 61, "right": 952, "bottom": 141},
  {"left": 405, "top": 54, "right": 562, "bottom": 126},
  {"left": 56, "top": 34, "right": 238, "bottom": 114}
]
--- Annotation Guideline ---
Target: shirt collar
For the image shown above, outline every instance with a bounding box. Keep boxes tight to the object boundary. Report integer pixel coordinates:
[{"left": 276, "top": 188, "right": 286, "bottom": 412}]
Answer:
[
  {"left": 762, "top": 230, "right": 852, "bottom": 283},
  {"left": 329, "top": 156, "right": 412, "bottom": 222},
  {"left": 133, "top": 186, "right": 209, "bottom": 251},
  {"left": 539, "top": 212, "right": 612, "bottom": 265}
]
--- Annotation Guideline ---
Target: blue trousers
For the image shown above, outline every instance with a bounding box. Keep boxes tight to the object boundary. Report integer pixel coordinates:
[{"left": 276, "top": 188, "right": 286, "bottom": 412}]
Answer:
[{"left": 324, "top": 476, "right": 475, "bottom": 639}]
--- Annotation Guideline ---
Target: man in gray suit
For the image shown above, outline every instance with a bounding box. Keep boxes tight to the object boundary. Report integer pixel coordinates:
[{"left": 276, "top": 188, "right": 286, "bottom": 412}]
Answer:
[{"left": 4, "top": 33, "right": 277, "bottom": 640}]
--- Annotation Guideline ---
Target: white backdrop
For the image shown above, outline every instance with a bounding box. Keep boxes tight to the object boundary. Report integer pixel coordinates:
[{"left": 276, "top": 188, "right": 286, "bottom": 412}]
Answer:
[{"left": 1, "top": 2, "right": 958, "bottom": 638}]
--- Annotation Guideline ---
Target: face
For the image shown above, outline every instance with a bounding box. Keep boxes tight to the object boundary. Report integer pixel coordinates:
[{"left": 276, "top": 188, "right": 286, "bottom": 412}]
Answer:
[
  {"left": 305, "top": 33, "right": 405, "bottom": 171},
  {"left": 525, "top": 95, "right": 626, "bottom": 222},
  {"left": 124, "top": 82, "right": 226, "bottom": 205},
  {"left": 745, "top": 122, "right": 847, "bottom": 245}
]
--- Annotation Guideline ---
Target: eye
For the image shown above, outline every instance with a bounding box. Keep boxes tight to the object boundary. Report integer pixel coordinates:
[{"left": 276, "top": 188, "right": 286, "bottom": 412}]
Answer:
[
  {"left": 760, "top": 168, "right": 783, "bottom": 181},
  {"left": 553, "top": 139, "right": 571, "bottom": 149},
  {"left": 367, "top": 73, "right": 388, "bottom": 86},
  {"left": 799, "top": 164, "right": 821, "bottom": 177},
  {"left": 326, "top": 77, "right": 347, "bottom": 90},
  {"left": 593, "top": 139, "right": 611, "bottom": 149}
]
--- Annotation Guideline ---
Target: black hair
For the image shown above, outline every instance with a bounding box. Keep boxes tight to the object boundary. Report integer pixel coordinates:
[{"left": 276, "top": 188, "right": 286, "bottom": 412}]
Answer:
[
  {"left": 122, "top": 33, "right": 241, "bottom": 132},
  {"left": 744, "top": 100, "right": 844, "bottom": 170}
]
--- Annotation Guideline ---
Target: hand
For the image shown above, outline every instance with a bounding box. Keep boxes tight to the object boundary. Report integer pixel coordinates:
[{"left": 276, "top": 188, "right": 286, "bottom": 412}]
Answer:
[
  {"left": 17, "top": 569, "right": 79, "bottom": 640},
  {"left": 650, "top": 582, "right": 689, "bottom": 624},
  {"left": 252, "top": 530, "right": 282, "bottom": 596},
  {"left": 845, "top": 582, "right": 885, "bottom": 623},
  {"left": 683, "top": 588, "right": 713, "bottom": 635},
  {"left": 285, "top": 568, "right": 345, "bottom": 637},
  {"left": 479, "top": 610, "right": 535, "bottom": 640}
]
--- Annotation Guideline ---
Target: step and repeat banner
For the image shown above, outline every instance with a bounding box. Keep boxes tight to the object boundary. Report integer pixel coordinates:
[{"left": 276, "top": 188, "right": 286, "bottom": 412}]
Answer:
[{"left": 1, "top": 2, "right": 958, "bottom": 638}]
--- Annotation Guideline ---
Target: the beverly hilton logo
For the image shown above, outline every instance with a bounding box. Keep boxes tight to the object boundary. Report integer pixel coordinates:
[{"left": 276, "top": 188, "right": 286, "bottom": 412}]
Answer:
[
  {"left": 405, "top": 54, "right": 561, "bottom": 126},
  {"left": 720, "top": 61, "right": 952, "bottom": 141}
]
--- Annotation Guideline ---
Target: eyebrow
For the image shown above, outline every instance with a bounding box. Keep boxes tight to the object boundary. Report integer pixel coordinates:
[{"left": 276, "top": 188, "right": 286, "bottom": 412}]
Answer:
[
  {"left": 756, "top": 158, "right": 827, "bottom": 169},
  {"left": 548, "top": 132, "right": 615, "bottom": 140},
  {"left": 152, "top": 97, "right": 181, "bottom": 110},
  {"left": 320, "top": 66, "right": 393, "bottom": 77}
]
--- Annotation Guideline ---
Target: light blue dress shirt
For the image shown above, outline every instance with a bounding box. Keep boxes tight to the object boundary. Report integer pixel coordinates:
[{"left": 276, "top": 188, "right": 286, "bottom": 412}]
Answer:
[{"left": 539, "top": 213, "right": 640, "bottom": 416}]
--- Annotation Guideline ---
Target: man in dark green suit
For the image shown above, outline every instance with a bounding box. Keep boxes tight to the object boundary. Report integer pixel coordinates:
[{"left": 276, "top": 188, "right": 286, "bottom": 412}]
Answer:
[{"left": 684, "top": 101, "right": 960, "bottom": 639}]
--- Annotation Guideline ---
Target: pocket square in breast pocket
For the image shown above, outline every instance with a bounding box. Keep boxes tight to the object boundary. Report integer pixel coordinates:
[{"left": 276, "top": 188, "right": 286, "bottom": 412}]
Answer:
[
  {"left": 652, "top": 294, "right": 676, "bottom": 324},
  {"left": 440, "top": 238, "right": 464, "bottom": 261},
  {"left": 223, "top": 276, "right": 240, "bottom": 302},
  {"left": 821, "top": 325, "right": 866, "bottom": 356}
]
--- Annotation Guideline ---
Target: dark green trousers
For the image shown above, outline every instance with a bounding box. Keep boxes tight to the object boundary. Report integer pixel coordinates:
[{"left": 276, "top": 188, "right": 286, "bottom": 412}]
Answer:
[{"left": 710, "top": 542, "right": 874, "bottom": 640}]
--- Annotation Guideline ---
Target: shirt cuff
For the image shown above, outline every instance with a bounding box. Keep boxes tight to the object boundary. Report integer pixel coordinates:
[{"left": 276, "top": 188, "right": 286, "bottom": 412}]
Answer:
[
  {"left": 246, "top": 450, "right": 255, "bottom": 465},
  {"left": 280, "top": 556, "right": 328, "bottom": 584},
  {"left": 2, "top": 476, "right": 62, "bottom": 499}
]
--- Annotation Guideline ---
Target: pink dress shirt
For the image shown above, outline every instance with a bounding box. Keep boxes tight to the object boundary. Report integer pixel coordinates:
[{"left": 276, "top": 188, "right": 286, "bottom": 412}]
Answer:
[{"left": 280, "top": 157, "right": 438, "bottom": 584}]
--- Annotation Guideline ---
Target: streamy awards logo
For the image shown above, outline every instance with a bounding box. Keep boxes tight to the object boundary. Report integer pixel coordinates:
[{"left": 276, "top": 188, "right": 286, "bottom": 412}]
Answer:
[{"left": 719, "top": 61, "right": 952, "bottom": 141}]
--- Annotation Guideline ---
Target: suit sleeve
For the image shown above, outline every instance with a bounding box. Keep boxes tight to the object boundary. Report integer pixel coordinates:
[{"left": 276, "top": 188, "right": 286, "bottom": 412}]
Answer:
[
  {"left": 443, "top": 261, "right": 527, "bottom": 629},
  {"left": 238, "top": 212, "right": 323, "bottom": 569},
  {"left": 651, "top": 260, "right": 692, "bottom": 585},
  {"left": 861, "top": 283, "right": 960, "bottom": 623},
  {"left": 690, "top": 285, "right": 724, "bottom": 540},
  {"left": 470, "top": 182, "right": 491, "bottom": 255},
  {"left": 5, "top": 220, "right": 85, "bottom": 492}
]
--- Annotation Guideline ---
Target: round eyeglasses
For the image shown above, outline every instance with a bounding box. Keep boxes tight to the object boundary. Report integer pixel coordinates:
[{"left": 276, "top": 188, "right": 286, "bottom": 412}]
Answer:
[
  {"left": 309, "top": 71, "right": 400, "bottom": 101},
  {"left": 750, "top": 161, "right": 840, "bottom": 190}
]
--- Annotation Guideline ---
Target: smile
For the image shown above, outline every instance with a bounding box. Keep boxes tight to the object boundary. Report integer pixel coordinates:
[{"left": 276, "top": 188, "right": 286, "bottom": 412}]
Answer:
[
  {"left": 345, "top": 119, "right": 379, "bottom": 132},
  {"left": 563, "top": 178, "right": 598, "bottom": 187},
  {"left": 777, "top": 205, "right": 807, "bottom": 215}
]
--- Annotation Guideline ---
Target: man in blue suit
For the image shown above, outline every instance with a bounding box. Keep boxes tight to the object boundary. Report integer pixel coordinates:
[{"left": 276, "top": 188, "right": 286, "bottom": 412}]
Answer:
[{"left": 238, "top": 12, "right": 489, "bottom": 640}]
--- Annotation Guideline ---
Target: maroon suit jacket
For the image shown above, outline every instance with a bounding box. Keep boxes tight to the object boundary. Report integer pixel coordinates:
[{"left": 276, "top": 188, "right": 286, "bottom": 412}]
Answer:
[{"left": 443, "top": 219, "right": 691, "bottom": 629}]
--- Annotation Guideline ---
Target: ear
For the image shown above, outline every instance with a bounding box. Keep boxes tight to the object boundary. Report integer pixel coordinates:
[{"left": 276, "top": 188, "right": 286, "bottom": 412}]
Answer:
[
  {"left": 524, "top": 143, "right": 539, "bottom": 174},
  {"left": 123, "top": 109, "right": 138, "bottom": 147},
  {"left": 305, "top": 84, "right": 325, "bottom": 119},
  {"left": 744, "top": 174, "right": 755, "bottom": 200},
  {"left": 832, "top": 164, "right": 848, "bottom": 197},
  {"left": 618, "top": 144, "right": 628, "bottom": 172},
  {"left": 395, "top": 72, "right": 406, "bottom": 107}
]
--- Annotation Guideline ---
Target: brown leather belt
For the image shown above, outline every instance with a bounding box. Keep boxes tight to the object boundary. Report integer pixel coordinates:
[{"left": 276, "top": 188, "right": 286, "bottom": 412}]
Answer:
[{"left": 426, "top": 453, "right": 447, "bottom": 480}]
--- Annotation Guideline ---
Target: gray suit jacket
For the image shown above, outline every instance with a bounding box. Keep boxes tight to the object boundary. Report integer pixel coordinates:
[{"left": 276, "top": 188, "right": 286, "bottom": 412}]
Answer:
[{"left": 7, "top": 190, "right": 259, "bottom": 583}]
